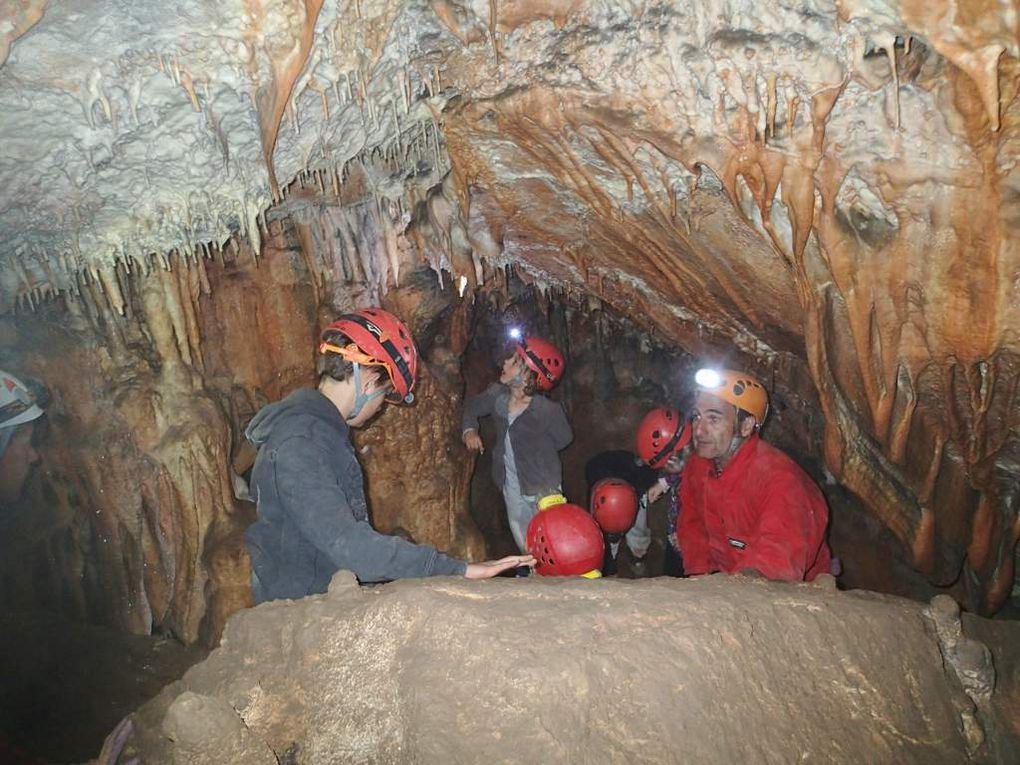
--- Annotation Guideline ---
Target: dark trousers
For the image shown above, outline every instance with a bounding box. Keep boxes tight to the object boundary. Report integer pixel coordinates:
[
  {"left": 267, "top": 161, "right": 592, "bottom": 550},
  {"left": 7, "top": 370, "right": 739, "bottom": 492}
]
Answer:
[{"left": 663, "top": 543, "right": 684, "bottom": 578}]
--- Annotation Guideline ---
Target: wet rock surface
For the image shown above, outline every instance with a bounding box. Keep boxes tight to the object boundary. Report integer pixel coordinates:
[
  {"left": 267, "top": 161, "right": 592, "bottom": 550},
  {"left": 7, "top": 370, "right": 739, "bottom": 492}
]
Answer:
[{"left": 121, "top": 572, "right": 1019, "bottom": 764}]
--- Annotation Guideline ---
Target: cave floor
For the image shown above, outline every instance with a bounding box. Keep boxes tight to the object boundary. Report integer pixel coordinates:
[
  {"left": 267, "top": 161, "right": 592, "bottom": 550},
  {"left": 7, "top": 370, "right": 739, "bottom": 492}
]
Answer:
[{"left": 0, "top": 611, "right": 206, "bottom": 764}]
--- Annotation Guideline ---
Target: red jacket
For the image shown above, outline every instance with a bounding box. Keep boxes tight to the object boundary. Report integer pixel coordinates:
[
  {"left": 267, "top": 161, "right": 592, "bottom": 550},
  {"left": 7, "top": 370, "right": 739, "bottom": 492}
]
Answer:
[{"left": 678, "top": 435, "right": 832, "bottom": 581}]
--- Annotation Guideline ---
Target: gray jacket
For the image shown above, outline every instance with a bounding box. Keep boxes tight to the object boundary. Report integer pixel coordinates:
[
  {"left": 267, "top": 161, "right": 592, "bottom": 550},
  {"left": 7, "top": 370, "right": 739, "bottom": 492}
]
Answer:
[
  {"left": 244, "top": 389, "right": 466, "bottom": 603},
  {"left": 461, "top": 383, "right": 573, "bottom": 496}
]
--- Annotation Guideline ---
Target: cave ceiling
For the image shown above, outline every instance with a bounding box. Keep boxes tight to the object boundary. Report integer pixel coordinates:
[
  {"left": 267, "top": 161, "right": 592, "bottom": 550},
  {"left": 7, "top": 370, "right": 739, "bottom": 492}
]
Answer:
[{"left": 0, "top": 1, "right": 1018, "bottom": 610}]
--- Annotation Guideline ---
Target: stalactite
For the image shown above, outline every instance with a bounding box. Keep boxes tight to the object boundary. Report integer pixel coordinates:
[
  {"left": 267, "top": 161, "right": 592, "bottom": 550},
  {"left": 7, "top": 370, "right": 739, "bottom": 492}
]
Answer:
[
  {"left": 157, "top": 256, "right": 192, "bottom": 366},
  {"left": 765, "top": 72, "right": 778, "bottom": 141},
  {"left": 886, "top": 39, "right": 901, "bottom": 130},
  {"left": 177, "top": 258, "right": 205, "bottom": 372}
]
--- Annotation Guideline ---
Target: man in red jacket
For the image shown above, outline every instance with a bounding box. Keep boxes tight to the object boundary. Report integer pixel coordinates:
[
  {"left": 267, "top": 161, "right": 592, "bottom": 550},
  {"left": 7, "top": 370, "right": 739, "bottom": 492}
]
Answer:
[{"left": 678, "top": 368, "right": 832, "bottom": 581}]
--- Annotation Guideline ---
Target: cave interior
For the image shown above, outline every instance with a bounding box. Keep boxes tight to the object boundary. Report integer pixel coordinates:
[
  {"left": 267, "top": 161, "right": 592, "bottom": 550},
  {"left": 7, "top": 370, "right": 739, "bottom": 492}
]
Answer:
[{"left": 0, "top": 0, "right": 1018, "bottom": 762}]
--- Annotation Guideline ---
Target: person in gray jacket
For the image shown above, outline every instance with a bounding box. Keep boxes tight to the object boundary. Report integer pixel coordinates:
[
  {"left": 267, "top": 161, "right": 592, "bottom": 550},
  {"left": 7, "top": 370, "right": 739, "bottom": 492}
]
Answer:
[
  {"left": 244, "top": 308, "right": 532, "bottom": 604},
  {"left": 462, "top": 334, "right": 573, "bottom": 553}
]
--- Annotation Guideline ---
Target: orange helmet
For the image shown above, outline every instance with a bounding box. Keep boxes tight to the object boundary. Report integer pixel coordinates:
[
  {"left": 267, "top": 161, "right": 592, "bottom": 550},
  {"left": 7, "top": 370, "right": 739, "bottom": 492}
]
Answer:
[
  {"left": 526, "top": 503, "right": 604, "bottom": 576},
  {"left": 515, "top": 336, "right": 565, "bottom": 391},
  {"left": 320, "top": 308, "right": 419, "bottom": 403},
  {"left": 694, "top": 368, "right": 769, "bottom": 423},
  {"left": 590, "top": 478, "right": 638, "bottom": 534},
  {"left": 635, "top": 408, "right": 692, "bottom": 469}
]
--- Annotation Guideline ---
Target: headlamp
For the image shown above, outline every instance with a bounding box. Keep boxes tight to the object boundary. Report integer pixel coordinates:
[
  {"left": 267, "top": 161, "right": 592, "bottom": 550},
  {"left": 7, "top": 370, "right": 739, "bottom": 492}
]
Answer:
[{"left": 695, "top": 368, "right": 722, "bottom": 388}]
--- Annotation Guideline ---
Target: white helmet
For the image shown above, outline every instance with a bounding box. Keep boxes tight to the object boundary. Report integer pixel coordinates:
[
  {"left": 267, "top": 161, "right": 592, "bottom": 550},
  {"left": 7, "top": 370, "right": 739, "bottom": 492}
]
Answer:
[{"left": 0, "top": 370, "right": 44, "bottom": 430}]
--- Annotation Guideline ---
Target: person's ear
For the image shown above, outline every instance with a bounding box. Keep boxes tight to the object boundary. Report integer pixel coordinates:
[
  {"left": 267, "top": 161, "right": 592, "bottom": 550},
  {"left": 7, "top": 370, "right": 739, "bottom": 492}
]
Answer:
[
  {"left": 739, "top": 416, "right": 757, "bottom": 438},
  {"left": 361, "top": 367, "right": 383, "bottom": 393}
]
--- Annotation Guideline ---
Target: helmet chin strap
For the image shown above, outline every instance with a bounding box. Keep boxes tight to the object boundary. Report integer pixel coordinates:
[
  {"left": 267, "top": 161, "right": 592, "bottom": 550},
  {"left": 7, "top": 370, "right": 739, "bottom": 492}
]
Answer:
[
  {"left": 712, "top": 435, "right": 748, "bottom": 477},
  {"left": 347, "top": 363, "right": 386, "bottom": 420}
]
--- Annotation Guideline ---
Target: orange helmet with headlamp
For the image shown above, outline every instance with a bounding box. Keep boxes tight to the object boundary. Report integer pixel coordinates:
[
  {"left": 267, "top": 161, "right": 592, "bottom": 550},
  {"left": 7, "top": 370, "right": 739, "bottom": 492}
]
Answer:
[{"left": 694, "top": 368, "right": 769, "bottom": 423}]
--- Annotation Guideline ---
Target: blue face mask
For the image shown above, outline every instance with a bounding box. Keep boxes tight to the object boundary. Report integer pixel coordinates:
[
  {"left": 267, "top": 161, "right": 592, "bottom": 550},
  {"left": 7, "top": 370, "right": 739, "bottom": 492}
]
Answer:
[{"left": 347, "top": 363, "right": 387, "bottom": 420}]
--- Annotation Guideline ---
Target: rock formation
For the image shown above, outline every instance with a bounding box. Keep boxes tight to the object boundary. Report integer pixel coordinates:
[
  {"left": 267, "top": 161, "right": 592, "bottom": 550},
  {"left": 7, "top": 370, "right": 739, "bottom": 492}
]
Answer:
[
  {"left": 120, "top": 572, "right": 1020, "bottom": 763},
  {"left": 0, "top": 0, "right": 1017, "bottom": 645}
]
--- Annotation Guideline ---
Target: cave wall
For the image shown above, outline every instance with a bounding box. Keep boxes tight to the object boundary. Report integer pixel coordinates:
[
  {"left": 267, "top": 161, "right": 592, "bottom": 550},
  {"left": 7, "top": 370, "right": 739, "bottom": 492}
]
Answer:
[
  {"left": 428, "top": 3, "right": 1020, "bottom": 612},
  {"left": 0, "top": 200, "right": 485, "bottom": 644}
]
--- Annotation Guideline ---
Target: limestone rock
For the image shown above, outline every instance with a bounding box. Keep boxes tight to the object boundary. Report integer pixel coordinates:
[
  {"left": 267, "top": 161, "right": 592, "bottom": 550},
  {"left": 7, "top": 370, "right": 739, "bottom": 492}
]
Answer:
[
  {"left": 162, "top": 691, "right": 276, "bottom": 765},
  {"left": 121, "top": 576, "right": 1020, "bottom": 763}
]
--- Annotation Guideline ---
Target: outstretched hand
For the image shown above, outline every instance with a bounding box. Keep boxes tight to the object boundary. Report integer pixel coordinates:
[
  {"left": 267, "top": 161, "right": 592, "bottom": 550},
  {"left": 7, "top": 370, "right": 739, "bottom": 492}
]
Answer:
[
  {"left": 465, "top": 555, "right": 535, "bottom": 579},
  {"left": 463, "top": 429, "right": 485, "bottom": 454}
]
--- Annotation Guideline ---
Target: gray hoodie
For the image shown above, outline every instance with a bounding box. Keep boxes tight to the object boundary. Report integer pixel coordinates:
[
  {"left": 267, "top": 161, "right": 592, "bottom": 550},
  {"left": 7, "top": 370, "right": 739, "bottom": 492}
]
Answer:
[{"left": 244, "top": 389, "right": 466, "bottom": 603}]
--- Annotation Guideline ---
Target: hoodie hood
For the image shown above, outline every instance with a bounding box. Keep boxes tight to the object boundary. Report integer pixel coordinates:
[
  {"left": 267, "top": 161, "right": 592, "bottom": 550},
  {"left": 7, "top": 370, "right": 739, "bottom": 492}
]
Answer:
[{"left": 245, "top": 388, "right": 345, "bottom": 448}]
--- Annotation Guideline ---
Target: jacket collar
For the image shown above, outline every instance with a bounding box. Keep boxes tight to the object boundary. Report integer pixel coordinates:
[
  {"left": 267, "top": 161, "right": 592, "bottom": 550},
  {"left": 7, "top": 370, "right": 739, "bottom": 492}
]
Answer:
[{"left": 712, "top": 433, "right": 760, "bottom": 477}]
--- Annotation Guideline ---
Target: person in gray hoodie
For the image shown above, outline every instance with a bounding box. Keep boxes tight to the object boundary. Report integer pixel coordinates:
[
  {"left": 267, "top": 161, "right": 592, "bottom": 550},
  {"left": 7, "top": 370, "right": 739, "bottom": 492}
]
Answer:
[
  {"left": 244, "top": 308, "right": 533, "bottom": 604},
  {"left": 462, "top": 334, "right": 573, "bottom": 553}
]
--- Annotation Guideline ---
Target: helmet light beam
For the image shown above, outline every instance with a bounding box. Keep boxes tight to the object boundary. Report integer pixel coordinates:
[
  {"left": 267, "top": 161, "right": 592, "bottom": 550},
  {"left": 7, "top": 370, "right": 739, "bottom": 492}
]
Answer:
[{"left": 695, "top": 368, "right": 722, "bottom": 388}]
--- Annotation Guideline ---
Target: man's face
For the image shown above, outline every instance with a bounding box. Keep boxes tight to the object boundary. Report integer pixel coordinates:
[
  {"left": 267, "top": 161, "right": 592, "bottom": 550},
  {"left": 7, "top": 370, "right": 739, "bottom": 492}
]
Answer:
[
  {"left": 691, "top": 391, "right": 740, "bottom": 460},
  {"left": 0, "top": 424, "right": 40, "bottom": 505}
]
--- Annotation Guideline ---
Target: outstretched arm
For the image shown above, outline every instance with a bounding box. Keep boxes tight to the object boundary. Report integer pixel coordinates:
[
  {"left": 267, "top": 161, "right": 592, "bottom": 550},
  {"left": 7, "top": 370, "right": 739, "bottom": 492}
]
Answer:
[{"left": 275, "top": 439, "right": 466, "bottom": 582}]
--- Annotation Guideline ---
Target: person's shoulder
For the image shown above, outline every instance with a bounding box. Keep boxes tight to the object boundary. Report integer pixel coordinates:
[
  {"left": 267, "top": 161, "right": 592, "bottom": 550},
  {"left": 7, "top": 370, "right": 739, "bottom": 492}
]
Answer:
[
  {"left": 751, "top": 439, "right": 820, "bottom": 493},
  {"left": 534, "top": 394, "right": 565, "bottom": 412},
  {"left": 753, "top": 439, "right": 802, "bottom": 472},
  {"left": 275, "top": 412, "right": 347, "bottom": 451}
]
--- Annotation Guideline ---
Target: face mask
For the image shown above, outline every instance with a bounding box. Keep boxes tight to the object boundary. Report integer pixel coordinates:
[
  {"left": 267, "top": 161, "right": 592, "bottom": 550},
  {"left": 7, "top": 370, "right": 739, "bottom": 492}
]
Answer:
[{"left": 347, "top": 363, "right": 387, "bottom": 420}]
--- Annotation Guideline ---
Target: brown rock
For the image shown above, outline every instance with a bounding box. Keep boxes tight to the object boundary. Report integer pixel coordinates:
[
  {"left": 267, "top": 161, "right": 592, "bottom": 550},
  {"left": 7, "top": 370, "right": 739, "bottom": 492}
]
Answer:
[{"left": 124, "top": 575, "right": 1020, "bottom": 763}]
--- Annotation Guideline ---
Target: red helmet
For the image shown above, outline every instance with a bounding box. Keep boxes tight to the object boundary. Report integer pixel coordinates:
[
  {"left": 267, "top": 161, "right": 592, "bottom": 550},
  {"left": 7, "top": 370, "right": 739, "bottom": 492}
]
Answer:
[
  {"left": 320, "top": 307, "right": 419, "bottom": 403},
  {"left": 526, "top": 503, "right": 604, "bottom": 576},
  {"left": 635, "top": 407, "right": 691, "bottom": 469},
  {"left": 590, "top": 478, "right": 638, "bottom": 534},
  {"left": 515, "top": 336, "right": 565, "bottom": 391}
]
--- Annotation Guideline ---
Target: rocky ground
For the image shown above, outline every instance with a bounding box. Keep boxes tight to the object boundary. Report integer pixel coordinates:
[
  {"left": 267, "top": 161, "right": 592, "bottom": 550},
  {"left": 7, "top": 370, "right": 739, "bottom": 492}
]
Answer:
[{"left": 0, "top": 612, "right": 206, "bottom": 764}]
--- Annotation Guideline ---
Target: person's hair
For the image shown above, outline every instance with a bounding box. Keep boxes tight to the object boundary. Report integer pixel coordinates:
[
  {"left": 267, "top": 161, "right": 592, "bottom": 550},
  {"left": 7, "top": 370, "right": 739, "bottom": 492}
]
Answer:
[
  {"left": 317, "top": 329, "right": 357, "bottom": 383},
  {"left": 521, "top": 367, "right": 541, "bottom": 397},
  {"left": 316, "top": 329, "right": 392, "bottom": 393}
]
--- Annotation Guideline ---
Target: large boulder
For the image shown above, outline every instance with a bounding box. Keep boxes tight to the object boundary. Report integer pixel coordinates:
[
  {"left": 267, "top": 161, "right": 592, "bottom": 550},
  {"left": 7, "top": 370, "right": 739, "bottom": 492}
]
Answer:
[{"left": 121, "top": 571, "right": 1019, "bottom": 763}]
